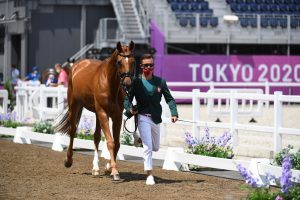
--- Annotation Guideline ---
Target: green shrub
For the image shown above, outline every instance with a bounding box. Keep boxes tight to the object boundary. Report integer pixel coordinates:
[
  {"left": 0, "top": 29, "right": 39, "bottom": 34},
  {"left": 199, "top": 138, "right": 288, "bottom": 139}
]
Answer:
[
  {"left": 33, "top": 121, "right": 54, "bottom": 134},
  {"left": 273, "top": 145, "right": 300, "bottom": 170},
  {"left": 120, "top": 131, "right": 133, "bottom": 146}
]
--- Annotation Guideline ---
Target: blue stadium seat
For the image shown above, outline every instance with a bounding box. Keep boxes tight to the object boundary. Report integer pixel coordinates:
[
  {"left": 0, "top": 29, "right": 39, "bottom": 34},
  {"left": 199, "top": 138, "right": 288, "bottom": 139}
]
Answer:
[
  {"left": 261, "top": 18, "right": 269, "bottom": 27},
  {"left": 246, "top": 0, "right": 255, "bottom": 3},
  {"left": 230, "top": 4, "right": 238, "bottom": 12},
  {"left": 265, "top": 0, "right": 273, "bottom": 3},
  {"left": 179, "top": 17, "right": 188, "bottom": 27},
  {"left": 200, "top": 17, "right": 208, "bottom": 27},
  {"left": 191, "top": 3, "right": 199, "bottom": 11},
  {"left": 201, "top": 1, "right": 209, "bottom": 11},
  {"left": 250, "top": 4, "right": 259, "bottom": 12},
  {"left": 171, "top": 3, "right": 180, "bottom": 12},
  {"left": 189, "top": 17, "right": 196, "bottom": 27},
  {"left": 279, "top": 18, "right": 287, "bottom": 28},
  {"left": 290, "top": 18, "right": 299, "bottom": 28},
  {"left": 270, "top": 18, "right": 278, "bottom": 28},
  {"left": 250, "top": 18, "right": 257, "bottom": 27},
  {"left": 240, "top": 18, "right": 249, "bottom": 27},
  {"left": 210, "top": 17, "right": 218, "bottom": 27}
]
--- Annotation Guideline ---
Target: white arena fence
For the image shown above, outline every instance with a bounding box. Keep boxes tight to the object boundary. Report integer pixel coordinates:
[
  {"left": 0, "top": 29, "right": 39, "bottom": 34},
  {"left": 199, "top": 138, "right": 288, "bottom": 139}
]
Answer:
[
  {"left": 5, "top": 84, "right": 300, "bottom": 185},
  {"left": 206, "top": 88, "right": 264, "bottom": 118},
  {"left": 12, "top": 84, "right": 300, "bottom": 155},
  {"left": 0, "top": 126, "right": 299, "bottom": 186},
  {"left": 168, "top": 81, "right": 300, "bottom": 107},
  {"left": 15, "top": 84, "right": 67, "bottom": 121},
  {"left": 0, "top": 90, "right": 9, "bottom": 114},
  {"left": 161, "top": 89, "right": 300, "bottom": 156}
]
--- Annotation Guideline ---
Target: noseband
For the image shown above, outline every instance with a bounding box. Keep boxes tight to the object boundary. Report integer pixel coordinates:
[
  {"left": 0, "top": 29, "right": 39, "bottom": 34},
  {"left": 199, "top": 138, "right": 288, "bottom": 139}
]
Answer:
[{"left": 116, "top": 52, "right": 135, "bottom": 86}]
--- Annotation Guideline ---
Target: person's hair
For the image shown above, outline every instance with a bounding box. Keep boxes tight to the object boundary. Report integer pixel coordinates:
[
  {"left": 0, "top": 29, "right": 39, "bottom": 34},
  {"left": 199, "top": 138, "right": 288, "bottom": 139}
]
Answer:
[{"left": 140, "top": 54, "right": 154, "bottom": 63}]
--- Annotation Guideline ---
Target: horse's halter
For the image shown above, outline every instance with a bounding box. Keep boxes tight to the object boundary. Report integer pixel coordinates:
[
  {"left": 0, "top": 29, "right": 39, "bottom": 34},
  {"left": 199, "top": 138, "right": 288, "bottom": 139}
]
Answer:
[{"left": 116, "top": 52, "right": 136, "bottom": 86}]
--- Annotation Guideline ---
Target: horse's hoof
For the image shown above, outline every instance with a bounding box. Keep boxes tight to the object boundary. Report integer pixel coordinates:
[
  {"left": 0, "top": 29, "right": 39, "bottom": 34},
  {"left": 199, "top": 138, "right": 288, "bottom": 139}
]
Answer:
[
  {"left": 92, "top": 169, "right": 100, "bottom": 176},
  {"left": 64, "top": 159, "right": 73, "bottom": 168},
  {"left": 111, "top": 173, "right": 120, "bottom": 181}
]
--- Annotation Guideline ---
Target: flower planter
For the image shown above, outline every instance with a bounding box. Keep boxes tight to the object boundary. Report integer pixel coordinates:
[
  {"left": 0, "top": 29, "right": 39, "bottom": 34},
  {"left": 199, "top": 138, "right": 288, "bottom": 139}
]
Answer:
[{"left": 0, "top": 126, "right": 17, "bottom": 136}]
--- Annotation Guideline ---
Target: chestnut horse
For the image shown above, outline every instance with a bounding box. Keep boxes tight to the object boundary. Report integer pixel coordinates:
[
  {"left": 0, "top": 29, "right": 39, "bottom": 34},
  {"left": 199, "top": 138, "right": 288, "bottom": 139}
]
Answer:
[{"left": 55, "top": 41, "right": 135, "bottom": 181}]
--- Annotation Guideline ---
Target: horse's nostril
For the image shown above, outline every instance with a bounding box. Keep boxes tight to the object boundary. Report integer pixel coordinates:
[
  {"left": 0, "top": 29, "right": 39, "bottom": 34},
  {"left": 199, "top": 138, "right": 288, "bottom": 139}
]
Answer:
[{"left": 124, "top": 78, "right": 132, "bottom": 86}]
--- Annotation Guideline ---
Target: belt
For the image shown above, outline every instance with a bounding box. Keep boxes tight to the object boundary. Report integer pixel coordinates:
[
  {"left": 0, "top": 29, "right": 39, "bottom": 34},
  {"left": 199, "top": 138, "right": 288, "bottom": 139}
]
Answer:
[{"left": 140, "top": 113, "right": 151, "bottom": 117}]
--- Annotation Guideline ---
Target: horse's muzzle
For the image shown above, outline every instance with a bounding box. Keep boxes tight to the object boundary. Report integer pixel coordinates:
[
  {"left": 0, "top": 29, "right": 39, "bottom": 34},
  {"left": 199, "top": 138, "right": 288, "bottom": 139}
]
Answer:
[{"left": 123, "top": 76, "right": 132, "bottom": 86}]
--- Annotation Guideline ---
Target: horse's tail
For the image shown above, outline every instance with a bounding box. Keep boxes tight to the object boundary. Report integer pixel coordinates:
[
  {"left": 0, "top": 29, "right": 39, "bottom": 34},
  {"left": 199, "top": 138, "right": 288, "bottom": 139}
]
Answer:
[
  {"left": 54, "top": 70, "right": 82, "bottom": 136},
  {"left": 54, "top": 106, "right": 83, "bottom": 136}
]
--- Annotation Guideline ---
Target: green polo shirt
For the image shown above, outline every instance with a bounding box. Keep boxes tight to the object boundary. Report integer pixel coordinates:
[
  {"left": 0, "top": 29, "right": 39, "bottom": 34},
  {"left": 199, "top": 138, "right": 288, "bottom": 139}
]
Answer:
[{"left": 124, "top": 75, "right": 178, "bottom": 124}]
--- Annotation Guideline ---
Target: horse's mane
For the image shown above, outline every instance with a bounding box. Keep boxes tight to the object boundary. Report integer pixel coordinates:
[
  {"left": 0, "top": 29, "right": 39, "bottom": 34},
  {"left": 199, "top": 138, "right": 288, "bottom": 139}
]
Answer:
[{"left": 103, "top": 49, "right": 118, "bottom": 64}]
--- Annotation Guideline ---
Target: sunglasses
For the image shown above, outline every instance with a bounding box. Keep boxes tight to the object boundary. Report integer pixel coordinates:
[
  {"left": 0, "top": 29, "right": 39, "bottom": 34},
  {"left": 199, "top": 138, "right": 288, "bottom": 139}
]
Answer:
[{"left": 142, "top": 63, "right": 154, "bottom": 68}]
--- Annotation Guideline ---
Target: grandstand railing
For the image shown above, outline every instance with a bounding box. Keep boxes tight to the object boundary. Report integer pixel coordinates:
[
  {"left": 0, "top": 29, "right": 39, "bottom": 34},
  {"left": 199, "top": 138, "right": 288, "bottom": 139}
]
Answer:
[{"left": 96, "top": 18, "right": 123, "bottom": 49}]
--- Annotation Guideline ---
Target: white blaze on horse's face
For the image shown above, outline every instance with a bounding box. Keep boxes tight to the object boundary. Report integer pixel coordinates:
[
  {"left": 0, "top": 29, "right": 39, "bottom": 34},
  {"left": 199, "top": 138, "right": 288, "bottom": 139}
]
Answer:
[{"left": 125, "top": 57, "right": 128, "bottom": 63}]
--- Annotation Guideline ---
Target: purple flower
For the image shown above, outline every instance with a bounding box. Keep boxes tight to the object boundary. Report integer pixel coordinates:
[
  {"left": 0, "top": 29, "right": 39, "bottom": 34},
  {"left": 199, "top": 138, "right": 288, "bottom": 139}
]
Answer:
[
  {"left": 265, "top": 172, "right": 276, "bottom": 188},
  {"left": 185, "top": 132, "right": 197, "bottom": 148},
  {"left": 237, "top": 164, "right": 259, "bottom": 188},
  {"left": 275, "top": 195, "right": 283, "bottom": 200},
  {"left": 280, "top": 156, "right": 293, "bottom": 194},
  {"left": 217, "top": 132, "right": 232, "bottom": 147}
]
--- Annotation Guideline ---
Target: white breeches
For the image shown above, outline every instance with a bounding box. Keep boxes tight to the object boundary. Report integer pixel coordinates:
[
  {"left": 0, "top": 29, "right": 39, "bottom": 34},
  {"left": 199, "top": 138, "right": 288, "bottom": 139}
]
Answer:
[{"left": 137, "top": 114, "right": 160, "bottom": 171}]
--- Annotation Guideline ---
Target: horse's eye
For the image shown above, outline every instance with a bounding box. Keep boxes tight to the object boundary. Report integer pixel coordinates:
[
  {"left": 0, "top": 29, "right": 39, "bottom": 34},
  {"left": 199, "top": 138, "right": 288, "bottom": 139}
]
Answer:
[{"left": 116, "top": 61, "right": 121, "bottom": 68}]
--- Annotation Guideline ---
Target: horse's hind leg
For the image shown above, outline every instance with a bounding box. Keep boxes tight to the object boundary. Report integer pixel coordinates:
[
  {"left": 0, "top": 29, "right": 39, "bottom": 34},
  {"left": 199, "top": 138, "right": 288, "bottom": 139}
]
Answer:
[
  {"left": 64, "top": 102, "right": 82, "bottom": 168},
  {"left": 92, "top": 119, "right": 101, "bottom": 176}
]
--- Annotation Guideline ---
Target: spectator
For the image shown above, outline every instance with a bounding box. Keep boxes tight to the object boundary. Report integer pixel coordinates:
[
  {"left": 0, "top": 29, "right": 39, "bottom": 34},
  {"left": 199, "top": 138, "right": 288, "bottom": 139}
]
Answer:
[
  {"left": 23, "top": 66, "right": 41, "bottom": 86},
  {"left": 50, "top": 63, "right": 68, "bottom": 87},
  {"left": 45, "top": 68, "right": 57, "bottom": 87},
  {"left": 11, "top": 64, "right": 20, "bottom": 85}
]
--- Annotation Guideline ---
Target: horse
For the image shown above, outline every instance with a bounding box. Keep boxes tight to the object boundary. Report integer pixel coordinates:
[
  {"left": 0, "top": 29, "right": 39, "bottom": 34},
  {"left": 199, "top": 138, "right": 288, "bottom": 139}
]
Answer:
[{"left": 55, "top": 41, "right": 135, "bottom": 181}]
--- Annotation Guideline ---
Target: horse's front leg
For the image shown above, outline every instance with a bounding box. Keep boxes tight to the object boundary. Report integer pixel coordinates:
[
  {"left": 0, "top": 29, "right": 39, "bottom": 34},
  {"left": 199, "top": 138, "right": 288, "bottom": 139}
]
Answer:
[
  {"left": 111, "top": 111, "right": 122, "bottom": 161},
  {"left": 96, "top": 110, "right": 120, "bottom": 181},
  {"left": 92, "top": 119, "right": 101, "bottom": 176}
]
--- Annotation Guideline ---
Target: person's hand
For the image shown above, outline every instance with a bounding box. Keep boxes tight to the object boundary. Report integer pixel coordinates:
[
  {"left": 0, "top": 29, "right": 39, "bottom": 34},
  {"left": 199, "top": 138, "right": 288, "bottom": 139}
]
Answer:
[{"left": 171, "top": 116, "right": 178, "bottom": 123}]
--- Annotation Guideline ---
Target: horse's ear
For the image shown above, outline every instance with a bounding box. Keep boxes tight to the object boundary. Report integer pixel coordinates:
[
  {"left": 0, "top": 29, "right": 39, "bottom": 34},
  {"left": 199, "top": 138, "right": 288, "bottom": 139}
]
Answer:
[
  {"left": 129, "top": 41, "right": 135, "bottom": 51},
  {"left": 116, "top": 42, "right": 122, "bottom": 53}
]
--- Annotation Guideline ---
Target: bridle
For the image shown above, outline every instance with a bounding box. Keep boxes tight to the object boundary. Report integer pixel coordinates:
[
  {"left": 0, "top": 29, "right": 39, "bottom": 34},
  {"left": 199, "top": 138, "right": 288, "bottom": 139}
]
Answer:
[{"left": 116, "top": 51, "right": 138, "bottom": 134}]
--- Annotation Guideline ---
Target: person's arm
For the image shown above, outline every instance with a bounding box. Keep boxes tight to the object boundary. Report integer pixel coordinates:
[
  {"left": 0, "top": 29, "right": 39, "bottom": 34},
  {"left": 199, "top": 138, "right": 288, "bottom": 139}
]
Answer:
[{"left": 161, "top": 79, "right": 178, "bottom": 122}]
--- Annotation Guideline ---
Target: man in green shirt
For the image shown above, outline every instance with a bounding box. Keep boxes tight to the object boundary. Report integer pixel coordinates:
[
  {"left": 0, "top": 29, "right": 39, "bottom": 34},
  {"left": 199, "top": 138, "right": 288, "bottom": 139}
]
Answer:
[{"left": 124, "top": 54, "right": 178, "bottom": 185}]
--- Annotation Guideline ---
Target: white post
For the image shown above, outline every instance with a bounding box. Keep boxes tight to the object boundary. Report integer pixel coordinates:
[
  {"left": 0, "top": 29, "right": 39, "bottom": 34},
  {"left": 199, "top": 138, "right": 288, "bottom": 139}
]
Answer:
[
  {"left": 192, "top": 89, "right": 200, "bottom": 139},
  {"left": 52, "top": 132, "right": 64, "bottom": 152},
  {"left": 39, "top": 85, "right": 46, "bottom": 121},
  {"left": 0, "top": 90, "right": 8, "bottom": 114},
  {"left": 273, "top": 91, "right": 282, "bottom": 155},
  {"left": 265, "top": 81, "right": 270, "bottom": 108},
  {"left": 230, "top": 90, "right": 238, "bottom": 147},
  {"left": 162, "top": 147, "right": 184, "bottom": 171}
]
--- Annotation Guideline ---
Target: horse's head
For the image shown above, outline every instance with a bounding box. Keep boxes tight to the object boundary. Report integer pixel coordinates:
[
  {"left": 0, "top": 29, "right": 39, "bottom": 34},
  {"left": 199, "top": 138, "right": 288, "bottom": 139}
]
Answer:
[{"left": 115, "top": 41, "right": 135, "bottom": 87}]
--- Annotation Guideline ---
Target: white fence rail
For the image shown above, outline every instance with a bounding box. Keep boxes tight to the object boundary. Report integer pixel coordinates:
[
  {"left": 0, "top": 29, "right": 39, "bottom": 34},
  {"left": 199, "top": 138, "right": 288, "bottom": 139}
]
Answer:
[
  {"left": 13, "top": 84, "right": 300, "bottom": 155},
  {"left": 161, "top": 89, "right": 300, "bottom": 155},
  {"left": 15, "top": 85, "right": 67, "bottom": 121},
  {"left": 0, "top": 89, "right": 9, "bottom": 114}
]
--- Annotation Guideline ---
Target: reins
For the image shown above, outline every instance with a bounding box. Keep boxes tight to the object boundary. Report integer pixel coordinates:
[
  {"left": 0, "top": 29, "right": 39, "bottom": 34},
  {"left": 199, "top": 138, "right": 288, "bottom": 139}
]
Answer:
[{"left": 116, "top": 52, "right": 138, "bottom": 135}]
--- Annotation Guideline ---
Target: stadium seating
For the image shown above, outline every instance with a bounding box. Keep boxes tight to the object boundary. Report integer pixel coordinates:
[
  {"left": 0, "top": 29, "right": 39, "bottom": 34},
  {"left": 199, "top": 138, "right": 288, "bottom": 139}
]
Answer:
[
  {"left": 167, "top": 0, "right": 219, "bottom": 28},
  {"left": 226, "top": 0, "right": 300, "bottom": 28}
]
